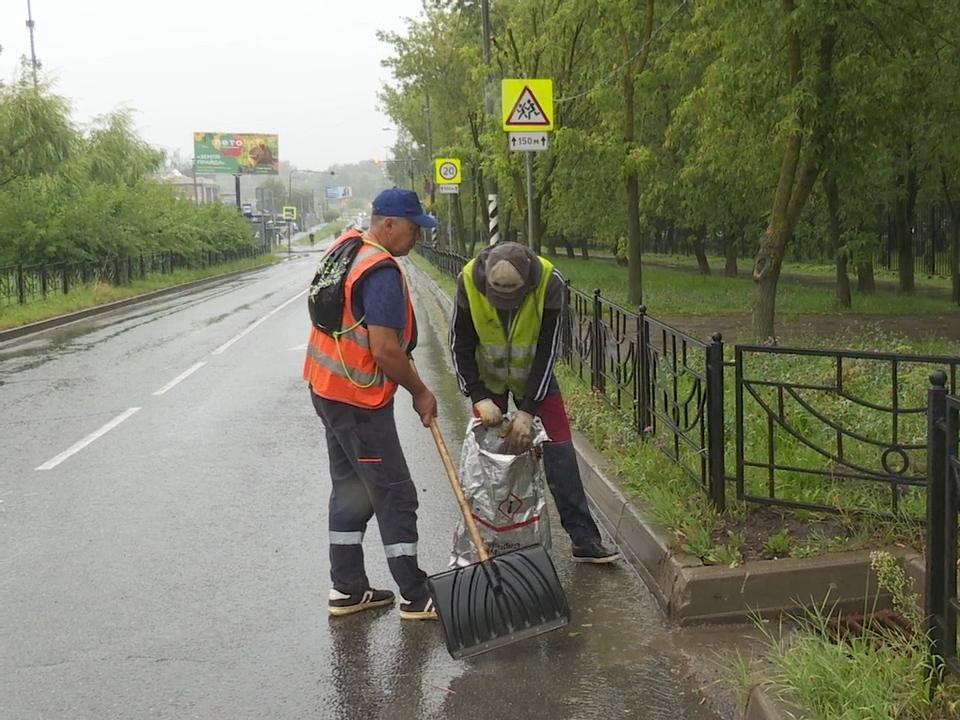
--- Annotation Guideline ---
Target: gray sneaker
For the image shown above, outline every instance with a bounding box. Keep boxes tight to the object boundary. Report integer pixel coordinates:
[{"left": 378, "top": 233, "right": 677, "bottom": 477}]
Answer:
[{"left": 572, "top": 542, "right": 620, "bottom": 564}]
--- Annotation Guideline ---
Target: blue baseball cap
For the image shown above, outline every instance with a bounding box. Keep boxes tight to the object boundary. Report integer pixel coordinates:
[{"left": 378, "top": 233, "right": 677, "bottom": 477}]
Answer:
[{"left": 371, "top": 187, "right": 438, "bottom": 228}]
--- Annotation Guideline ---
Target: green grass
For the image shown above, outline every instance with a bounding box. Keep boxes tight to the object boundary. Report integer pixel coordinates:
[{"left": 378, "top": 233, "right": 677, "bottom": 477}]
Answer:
[
  {"left": 0, "top": 254, "right": 279, "bottom": 330},
  {"left": 559, "top": 249, "right": 955, "bottom": 290},
  {"left": 750, "top": 552, "right": 960, "bottom": 720},
  {"left": 550, "top": 256, "right": 956, "bottom": 317}
]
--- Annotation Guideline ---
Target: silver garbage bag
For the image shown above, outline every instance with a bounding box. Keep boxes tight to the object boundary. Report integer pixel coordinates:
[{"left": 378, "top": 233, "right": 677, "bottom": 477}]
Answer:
[{"left": 449, "top": 416, "right": 552, "bottom": 568}]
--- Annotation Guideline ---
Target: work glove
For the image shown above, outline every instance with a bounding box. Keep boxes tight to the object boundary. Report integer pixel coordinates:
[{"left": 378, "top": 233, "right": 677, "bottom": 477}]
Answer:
[
  {"left": 501, "top": 410, "right": 534, "bottom": 454},
  {"left": 473, "top": 398, "right": 504, "bottom": 427}
]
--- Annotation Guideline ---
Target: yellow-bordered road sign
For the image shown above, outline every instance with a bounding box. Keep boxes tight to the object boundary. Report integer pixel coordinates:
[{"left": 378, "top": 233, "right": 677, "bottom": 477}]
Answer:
[
  {"left": 501, "top": 79, "right": 554, "bottom": 131},
  {"left": 282, "top": 205, "right": 297, "bottom": 221},
  {"left": 434, "top": 157, "right": 462, "bottom": 185}
]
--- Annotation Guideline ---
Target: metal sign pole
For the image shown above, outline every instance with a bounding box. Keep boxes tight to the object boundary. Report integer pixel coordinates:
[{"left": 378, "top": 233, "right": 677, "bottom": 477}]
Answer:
[{"left": 525, "top": 151, "right": 535, "bottom": 251}]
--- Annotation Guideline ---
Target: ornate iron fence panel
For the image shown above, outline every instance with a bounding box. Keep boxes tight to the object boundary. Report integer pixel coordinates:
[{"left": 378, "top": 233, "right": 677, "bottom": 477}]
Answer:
[
  {"left": 736, "top": 346, "right": 960, "bottom": 518},
  {"left": 643, "top": 314, "right": 725, "bottom": 508},
  {"left": 926, "top": 375, "right": 960, "bottom": 687},
  {"left": 561, "top": 285, "right": 596, "bottom": 388},
  {"left": 561, "top": 289, "right": 725, "bottom": 509}
]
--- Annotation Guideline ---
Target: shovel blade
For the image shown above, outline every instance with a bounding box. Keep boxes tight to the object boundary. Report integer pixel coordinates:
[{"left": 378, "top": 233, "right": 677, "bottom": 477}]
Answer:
[{"left": 427, "top": 544, "right": 569, "bottom": 659}]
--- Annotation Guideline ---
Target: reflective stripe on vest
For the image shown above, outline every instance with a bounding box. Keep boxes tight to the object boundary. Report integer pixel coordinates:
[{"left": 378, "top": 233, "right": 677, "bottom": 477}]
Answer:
[
  {"left": 303, "top": 234, "right": 414, "bottom": 408},
  {"left": 462, "top": 256, "right": 553, "bottom": 397}
]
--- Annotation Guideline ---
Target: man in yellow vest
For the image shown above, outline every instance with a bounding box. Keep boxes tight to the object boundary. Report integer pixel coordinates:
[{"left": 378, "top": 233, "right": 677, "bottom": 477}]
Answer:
[
  {"left": 451, "top": 241, "right": 620, "bottom": 563},
  {"left": 304, "top": 188, "right": 440, "bottom": 620}
]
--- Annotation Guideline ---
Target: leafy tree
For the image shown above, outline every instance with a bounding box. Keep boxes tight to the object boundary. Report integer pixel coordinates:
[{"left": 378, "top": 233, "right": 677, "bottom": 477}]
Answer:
[{"left": 0, "top": 78, "right": 76, "bottom": 188}]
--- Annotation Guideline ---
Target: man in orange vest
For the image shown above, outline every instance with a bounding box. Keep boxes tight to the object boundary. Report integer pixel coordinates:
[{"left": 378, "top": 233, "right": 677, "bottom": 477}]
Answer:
[{"left": 304, "top": 188, "right": 440, "bottom": 620}]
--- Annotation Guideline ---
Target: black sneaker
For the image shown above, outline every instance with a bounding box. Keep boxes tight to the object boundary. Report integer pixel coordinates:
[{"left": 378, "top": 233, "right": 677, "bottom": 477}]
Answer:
[
  {"left": 328, "top": 587, "right": 395, "bottom": 616},
  {"left": 399, "top": 595, "right": 438, "bottom": 621},
  {"left": 572, "top": 542, "right": 620, "bottom": 564}
]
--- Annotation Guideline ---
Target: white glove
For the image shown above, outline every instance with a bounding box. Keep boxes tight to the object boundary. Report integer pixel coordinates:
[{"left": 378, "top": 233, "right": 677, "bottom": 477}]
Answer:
[
  {"left": 473, "top": 398, "right": 503, "bottom": 427},
  {"left": 501, "top": 410, "right": 534, "bottom": 454}
]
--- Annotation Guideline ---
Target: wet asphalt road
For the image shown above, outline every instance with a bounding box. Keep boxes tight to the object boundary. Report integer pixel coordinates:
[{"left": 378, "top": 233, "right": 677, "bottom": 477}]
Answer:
[{"left": 0, "top": 253, "right": 722, "bottom": 720}]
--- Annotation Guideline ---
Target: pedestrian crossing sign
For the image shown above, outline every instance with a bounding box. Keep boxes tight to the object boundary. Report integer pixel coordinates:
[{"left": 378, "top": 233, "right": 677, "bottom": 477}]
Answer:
[{"left": 501, "top": 78, "right": 553, "bottom": 131}]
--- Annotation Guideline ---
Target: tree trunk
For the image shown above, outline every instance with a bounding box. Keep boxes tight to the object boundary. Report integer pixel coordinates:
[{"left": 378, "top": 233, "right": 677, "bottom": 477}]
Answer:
[
  {"left": 562, "top": 235, "right": 575, "bottom": 259},
  {"left": 823, "top": 172, "right": 851, "bottom": 307},
  {"left": 579, "top": 235, "right": 590, "bottom": 260},
  {"left": 894, "top": 167, "right": 918, "bottom": 292},
  {"left": 857, "top": 258, "right": 876, "bottom": 292},
  {"left": 453, "top": 192, "right": 466, "bottom": 255},
  {"left": 693, "top": 225, "right": 711, "bottom": 275},
  {"left": 621, "top": 1, "right": 654, "bottom": 306},
  {"left": 724, "top": 235, "right": 738, "bottom": 277},
  {"left": 470, "top": 168, "right": 480, "bottom": 253},
  {"left": 941, "top": 169, "right": 960, "bottom": 304},
  {"left": 751, "top": 11, "right": 831, "bottom": 339},
  {"left": 626, "top": 173, "right": 643, "bottom": 303},
  {"left": 951, "top": 221, "right": 960, "bottom": 304},
  {"left": 531, "top": 192, "right": 544, "bottom": 256},
  {"left": 752, "top": 233, "right": 784, "bottom": 342}
]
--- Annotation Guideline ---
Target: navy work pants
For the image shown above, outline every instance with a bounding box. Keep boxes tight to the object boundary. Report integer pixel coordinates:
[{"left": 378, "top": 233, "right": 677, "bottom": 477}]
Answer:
[{"left": 311, "top": 392, "right": 428, "bottom": 602}]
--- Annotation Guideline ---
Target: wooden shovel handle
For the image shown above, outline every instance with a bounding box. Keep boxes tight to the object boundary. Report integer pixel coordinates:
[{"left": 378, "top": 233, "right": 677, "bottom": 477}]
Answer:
[
  {"left": 428, "top": 419, "right": 490, "bottom": 563},
  {"left": 408, "top": 358, "right": 489, "bottom": 562}
]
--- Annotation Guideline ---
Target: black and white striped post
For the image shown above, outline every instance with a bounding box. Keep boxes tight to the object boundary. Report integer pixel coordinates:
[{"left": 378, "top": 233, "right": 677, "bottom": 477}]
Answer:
[{"left": 487, "top": 194, "right": 499, "bottom": 246}]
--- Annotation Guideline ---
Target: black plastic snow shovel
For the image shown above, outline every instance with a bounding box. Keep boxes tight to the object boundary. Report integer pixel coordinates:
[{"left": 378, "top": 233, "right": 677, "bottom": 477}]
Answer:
[{"left": 425, "top": 418, "right": 570, "bottom": 659}]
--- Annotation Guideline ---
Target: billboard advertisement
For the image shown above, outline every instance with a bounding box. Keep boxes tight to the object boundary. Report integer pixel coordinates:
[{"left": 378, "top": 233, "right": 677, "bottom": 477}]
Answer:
[
  {"left": 193, "top": 132, "right": 279, "bottom": 175},
  {"left": 324, "top": 186, "right": 353, "bottom": 200}
]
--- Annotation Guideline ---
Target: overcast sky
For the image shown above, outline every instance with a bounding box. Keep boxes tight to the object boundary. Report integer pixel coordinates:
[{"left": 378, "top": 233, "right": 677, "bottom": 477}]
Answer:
[{"left": 1, "top": 0, "right": 427, "bottom": 169}]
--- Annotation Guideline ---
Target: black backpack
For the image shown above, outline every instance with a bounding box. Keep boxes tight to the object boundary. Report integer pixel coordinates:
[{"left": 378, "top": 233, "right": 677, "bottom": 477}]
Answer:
[{"left": 307, "top": 236, "right": 364, "bottom": 334}]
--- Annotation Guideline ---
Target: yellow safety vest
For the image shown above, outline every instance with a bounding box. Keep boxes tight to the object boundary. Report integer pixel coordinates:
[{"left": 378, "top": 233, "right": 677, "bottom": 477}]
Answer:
[{"left": 462, "top": 255, "right": 553, "bottom": 397}]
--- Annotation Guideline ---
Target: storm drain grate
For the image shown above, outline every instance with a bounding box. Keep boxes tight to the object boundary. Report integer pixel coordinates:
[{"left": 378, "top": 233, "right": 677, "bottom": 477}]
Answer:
[{"left": 823, "top": 608, "right": 913, "bottom": 643}]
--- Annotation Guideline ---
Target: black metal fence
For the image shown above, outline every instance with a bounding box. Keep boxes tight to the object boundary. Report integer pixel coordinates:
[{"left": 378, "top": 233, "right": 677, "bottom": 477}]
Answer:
[
  {"left": 926, "top": 374, "right": 960, "bottom": 687},
  {"left": 0, "top": 246, "right": 266, "bottom": 308},
  {"left": 736, "top": 346, "right": 959, "bottom": 519},
  {"left": 562, "top": 288, "right": 726, "bottom": 510}
]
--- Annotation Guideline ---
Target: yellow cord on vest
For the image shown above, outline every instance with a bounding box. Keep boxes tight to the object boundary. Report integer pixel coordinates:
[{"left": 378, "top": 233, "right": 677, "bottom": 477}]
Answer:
[{"left": 329, "top": 235, "right": 403, "bottom": 390}]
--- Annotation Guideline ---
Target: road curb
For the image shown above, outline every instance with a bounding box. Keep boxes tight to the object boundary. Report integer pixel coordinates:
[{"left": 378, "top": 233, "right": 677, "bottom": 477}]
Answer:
[
  {"left": 0, "top": 259, "right": 280, "bottom": 343},
  {"left": 573, "top": 426, "right": 923, "bottom": 625},
  {"left": 743, "top": 686, "right": 803, "bottom": 720}
]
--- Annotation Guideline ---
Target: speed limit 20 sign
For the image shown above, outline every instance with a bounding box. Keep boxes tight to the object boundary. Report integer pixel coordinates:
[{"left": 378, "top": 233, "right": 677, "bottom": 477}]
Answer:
[{"left": 434, "top": 158, "right": 462, "bottom": 185}]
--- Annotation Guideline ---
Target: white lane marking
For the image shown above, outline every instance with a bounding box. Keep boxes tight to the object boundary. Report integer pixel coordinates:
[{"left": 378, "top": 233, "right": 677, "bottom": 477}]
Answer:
[
  {"left": 36, "top": 407, "right": 142, "bottom": 470},
  {"left": 211, "top": 290, "right": 306, "bottom": 356},
  {"left": 152, "top": 361, "right": 207, "bottom": 396},
  {"left": 288, "top": 343, "right": 307, "bottom": 351}
]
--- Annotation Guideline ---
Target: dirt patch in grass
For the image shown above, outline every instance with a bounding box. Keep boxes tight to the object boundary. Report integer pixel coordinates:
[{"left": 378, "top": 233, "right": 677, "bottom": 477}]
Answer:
[
  {"left": 711, "top": 506, "right": 851, "bottom": 562},
  {"left": 660, "top": 312, "right": 960, "bottom": 347}
]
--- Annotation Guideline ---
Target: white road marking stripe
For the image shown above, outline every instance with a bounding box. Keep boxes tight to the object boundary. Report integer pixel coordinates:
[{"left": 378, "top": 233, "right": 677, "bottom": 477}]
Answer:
[
  {"left": 211, "top": 290, "right": 306, "bottom": 356},
  {"left": 36, "top": 407, "right": 142, "bottom": 470},
  {"left": 152, "top": 361, "right": 207, "bottom": 396},
  {"left": 288, "top": 343, "right": 307, "bottom": 351}
]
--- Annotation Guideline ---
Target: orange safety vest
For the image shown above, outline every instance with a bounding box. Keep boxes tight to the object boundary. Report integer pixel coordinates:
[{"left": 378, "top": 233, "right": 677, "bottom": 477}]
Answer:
[{"left": 303, "top": 231, "right": 415, "bottom": 409}]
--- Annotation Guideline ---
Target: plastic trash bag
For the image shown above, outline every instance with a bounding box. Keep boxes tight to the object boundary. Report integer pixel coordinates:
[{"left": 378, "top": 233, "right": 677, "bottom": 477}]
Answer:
[{"left": 450, "top": 415, "right": 552, "bottom": 567}]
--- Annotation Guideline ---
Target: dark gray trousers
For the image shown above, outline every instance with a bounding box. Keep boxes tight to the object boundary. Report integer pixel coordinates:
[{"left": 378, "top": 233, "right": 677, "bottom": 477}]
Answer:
[{"left": 311, "top": 392, "right": 428, "bottom": 602}]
